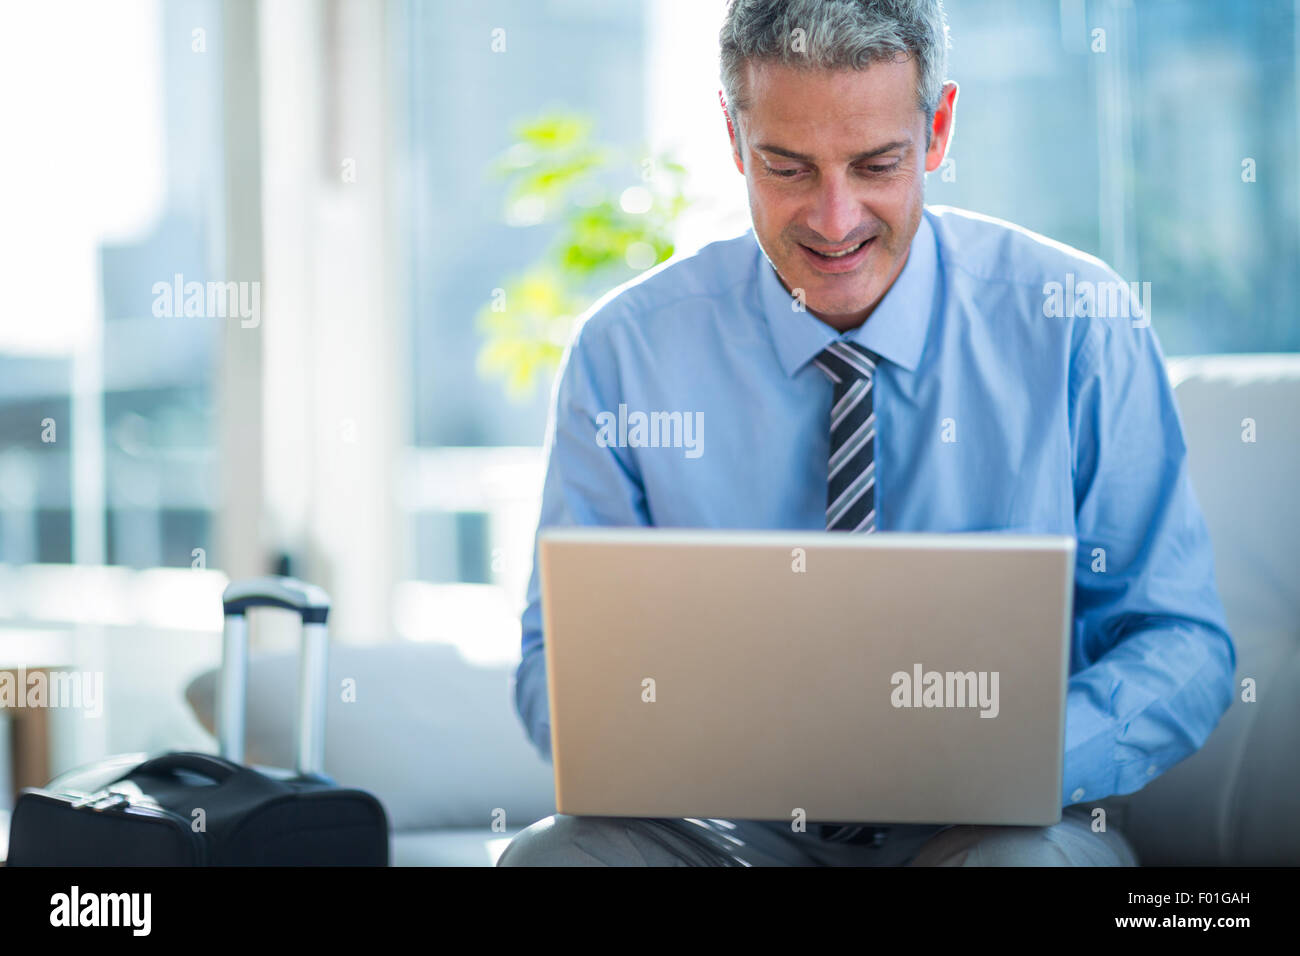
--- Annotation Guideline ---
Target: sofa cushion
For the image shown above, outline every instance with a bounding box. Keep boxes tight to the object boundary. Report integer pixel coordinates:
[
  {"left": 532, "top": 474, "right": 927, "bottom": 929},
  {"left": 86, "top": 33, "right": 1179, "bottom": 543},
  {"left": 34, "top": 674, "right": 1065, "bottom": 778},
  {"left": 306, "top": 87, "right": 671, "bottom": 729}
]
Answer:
[
  {"left": 185, "top": 641, "right": 555, "bottom": 832},
  {"left": 1169, "top": 355, "right": 1300, "bottom": 634},
  {"left": 389, "top": 827, "right": 519, "bottom": 866}
]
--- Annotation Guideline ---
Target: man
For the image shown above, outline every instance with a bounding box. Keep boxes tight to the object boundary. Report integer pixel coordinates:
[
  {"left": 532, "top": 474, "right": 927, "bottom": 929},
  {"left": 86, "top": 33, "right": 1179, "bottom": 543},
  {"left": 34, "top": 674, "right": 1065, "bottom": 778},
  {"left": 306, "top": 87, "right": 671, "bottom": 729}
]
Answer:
[{"left": 498, "top": 0, "right": 1234, "bottom": 866}]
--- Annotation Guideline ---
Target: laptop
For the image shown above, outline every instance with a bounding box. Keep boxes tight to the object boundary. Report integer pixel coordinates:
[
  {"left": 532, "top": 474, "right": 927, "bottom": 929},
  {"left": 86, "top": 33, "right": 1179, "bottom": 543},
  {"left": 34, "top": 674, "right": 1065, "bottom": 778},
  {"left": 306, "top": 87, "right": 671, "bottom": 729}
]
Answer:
[{"left": 539, "top": 527, "right": 1075, "bottom": 827}]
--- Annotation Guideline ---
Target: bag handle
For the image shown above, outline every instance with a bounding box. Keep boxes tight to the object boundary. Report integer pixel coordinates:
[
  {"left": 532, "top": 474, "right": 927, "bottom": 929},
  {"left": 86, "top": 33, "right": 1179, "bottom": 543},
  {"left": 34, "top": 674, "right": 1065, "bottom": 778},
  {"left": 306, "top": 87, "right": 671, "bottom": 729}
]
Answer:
[
  {"left": 219, "top": 577, "right": 331, "bottom": 777},
  {"left": 133, "top": 751, "right": 241, "bottom": 783}
]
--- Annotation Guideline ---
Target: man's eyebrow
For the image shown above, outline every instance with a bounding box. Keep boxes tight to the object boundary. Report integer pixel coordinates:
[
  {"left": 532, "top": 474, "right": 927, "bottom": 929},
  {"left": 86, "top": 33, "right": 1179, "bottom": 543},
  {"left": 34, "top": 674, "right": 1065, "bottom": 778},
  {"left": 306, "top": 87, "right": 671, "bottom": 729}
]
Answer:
[{"left": 754, "top": 140, "right": 911, "bottom": 163}]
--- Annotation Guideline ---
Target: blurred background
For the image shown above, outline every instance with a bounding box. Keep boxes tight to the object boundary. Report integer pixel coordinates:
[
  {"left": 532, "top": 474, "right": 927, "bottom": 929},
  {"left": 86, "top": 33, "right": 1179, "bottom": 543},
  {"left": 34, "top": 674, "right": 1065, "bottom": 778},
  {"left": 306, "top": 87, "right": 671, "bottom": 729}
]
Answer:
[{"left": 1, "top": 0, "right": 1298, "bottom": 813}]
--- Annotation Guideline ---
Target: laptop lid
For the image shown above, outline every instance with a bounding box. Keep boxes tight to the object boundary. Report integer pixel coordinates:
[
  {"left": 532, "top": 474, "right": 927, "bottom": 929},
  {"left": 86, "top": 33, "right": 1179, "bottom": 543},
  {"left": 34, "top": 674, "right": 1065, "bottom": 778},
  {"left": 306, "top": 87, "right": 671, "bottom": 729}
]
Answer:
[{"left": 540, "top": 528, "right": 1075, "bottom": 827}]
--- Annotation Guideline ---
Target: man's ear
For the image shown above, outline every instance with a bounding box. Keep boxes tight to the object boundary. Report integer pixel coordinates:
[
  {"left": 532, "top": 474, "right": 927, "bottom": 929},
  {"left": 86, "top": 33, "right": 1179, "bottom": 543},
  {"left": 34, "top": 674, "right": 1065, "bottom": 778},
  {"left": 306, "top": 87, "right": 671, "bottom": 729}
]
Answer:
[
  {"left": 924, "top": 81, "right": 959, "bottom": 173},
  {"left": 720, "top": 90, "right": 744, "bottom": 174}
]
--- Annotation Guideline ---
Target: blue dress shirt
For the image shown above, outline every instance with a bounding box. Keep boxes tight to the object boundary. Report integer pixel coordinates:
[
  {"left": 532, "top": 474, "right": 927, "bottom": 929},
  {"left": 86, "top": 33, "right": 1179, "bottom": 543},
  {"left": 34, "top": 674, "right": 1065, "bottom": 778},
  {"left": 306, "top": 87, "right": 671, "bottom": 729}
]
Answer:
[{"left": 514, "top": 205, "right": 1235, "bottom": 810}]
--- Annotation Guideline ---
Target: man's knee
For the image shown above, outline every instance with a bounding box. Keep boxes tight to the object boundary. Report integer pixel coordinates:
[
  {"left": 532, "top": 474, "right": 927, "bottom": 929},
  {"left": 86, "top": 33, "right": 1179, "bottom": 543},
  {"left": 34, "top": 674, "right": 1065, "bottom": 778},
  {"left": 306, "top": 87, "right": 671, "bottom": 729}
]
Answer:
[
  {"left": 497, "top": 814, "right": 712, "bottom": 867},
  {"left": 498, "top": 815, "right": 595, "bottom": 866},
  {"left": 908, "top": 810, "right": 1138, "bottom": 867}
]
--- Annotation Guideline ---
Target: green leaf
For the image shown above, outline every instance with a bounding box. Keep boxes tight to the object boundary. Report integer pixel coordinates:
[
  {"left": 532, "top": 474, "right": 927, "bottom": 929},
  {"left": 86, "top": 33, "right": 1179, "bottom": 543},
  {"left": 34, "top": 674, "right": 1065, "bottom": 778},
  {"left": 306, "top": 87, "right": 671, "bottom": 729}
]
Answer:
[{"left": 476, "top": 111, "right": 692, "bottom": 399}]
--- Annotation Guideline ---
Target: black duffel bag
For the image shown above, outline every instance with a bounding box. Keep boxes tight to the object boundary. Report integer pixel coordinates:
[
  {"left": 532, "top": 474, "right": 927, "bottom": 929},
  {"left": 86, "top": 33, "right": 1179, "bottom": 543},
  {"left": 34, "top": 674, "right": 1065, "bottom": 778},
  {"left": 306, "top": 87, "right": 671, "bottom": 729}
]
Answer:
[{"left": 7, "top": 577, "right": 389, "bottom": 866}]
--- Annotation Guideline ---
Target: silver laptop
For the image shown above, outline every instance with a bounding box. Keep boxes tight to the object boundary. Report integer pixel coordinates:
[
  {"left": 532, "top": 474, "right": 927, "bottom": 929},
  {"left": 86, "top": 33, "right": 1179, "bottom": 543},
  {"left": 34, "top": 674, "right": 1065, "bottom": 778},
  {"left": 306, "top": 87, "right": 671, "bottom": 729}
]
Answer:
[{"left": 539, "top": 528, "right": 1075, "bottom": 827}]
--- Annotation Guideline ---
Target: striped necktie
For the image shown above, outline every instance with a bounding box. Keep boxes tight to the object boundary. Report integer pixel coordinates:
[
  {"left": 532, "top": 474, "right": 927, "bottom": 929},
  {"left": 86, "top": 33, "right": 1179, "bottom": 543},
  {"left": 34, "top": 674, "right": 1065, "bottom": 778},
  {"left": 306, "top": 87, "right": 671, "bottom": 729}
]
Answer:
[
  {"left": 813, "top": 341, "right": 880, "bottom": 532},
  {"left": 812, "top": 339, "right": 887, "bottom": 845}
]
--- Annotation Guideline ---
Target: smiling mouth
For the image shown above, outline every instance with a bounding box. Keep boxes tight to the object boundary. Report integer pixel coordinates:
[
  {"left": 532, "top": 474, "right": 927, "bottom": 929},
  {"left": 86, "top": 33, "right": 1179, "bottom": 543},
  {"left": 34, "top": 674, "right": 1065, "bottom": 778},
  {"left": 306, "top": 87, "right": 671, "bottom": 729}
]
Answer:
[
  {"left": 804, "top": 239, "right": 869, "bottom": 258},
  {"left": 798, "top": 235, "right": 876, "bottom": 269}
]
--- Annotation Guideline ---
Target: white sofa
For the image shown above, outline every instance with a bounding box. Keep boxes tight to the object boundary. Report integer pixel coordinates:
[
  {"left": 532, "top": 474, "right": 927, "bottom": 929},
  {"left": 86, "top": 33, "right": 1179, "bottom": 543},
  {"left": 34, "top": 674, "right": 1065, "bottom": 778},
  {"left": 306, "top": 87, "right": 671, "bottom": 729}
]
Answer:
[{"left": 183, "top": 353, "right": 1299, "bottom": 866}]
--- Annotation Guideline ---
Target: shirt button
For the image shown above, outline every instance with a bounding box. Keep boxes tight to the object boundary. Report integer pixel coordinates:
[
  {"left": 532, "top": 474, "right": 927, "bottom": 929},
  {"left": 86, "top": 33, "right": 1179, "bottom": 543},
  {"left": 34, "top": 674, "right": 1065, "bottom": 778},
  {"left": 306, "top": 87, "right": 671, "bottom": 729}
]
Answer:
[
  {"left": 1147, "top": 765, "right": 1157, "bottom": 776},
  {"left": 1071, "top": 787, "right": 1085, "bottom": 802}
]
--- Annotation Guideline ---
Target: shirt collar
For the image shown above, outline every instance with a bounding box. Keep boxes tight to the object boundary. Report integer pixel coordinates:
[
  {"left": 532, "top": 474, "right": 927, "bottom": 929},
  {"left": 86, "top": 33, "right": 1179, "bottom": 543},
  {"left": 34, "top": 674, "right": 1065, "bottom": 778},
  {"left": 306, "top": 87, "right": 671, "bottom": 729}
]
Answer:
[{"left": 757, "top": 211, "right": 938, "bottom": 377}]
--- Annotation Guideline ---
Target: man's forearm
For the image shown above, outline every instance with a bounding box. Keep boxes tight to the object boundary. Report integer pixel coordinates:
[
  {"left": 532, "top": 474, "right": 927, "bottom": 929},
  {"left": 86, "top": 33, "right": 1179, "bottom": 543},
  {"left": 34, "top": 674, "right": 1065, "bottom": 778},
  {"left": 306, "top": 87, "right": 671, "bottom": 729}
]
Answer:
[
  {"left": 1061, "top": 617, "right": 1235, "bottom": 807},
  {"left": 514, "top": 644, "right": 553, "bottom": 763}
]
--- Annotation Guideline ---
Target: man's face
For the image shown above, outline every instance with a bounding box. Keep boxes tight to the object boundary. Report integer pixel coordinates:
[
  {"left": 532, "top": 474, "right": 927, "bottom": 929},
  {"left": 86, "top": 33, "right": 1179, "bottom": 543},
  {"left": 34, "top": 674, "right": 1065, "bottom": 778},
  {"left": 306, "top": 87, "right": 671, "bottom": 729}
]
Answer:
[{"left": 727, "top": 58, "right": 956, "bottom": 331}]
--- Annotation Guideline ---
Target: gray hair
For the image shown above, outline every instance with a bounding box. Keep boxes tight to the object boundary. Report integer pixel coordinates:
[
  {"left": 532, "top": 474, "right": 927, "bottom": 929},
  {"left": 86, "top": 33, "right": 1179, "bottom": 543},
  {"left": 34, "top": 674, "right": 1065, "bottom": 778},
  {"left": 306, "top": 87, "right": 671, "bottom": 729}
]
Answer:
[{"left": 719, "top": 0, "right": 950, "bottom": 121}]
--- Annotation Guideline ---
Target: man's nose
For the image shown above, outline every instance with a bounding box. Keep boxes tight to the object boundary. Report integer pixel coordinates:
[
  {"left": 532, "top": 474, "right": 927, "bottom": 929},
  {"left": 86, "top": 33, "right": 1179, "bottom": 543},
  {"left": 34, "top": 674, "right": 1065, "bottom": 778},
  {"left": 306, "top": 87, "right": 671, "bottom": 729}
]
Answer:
[{"left": 804, "top": 173, "right": 861, "bottom": 245}]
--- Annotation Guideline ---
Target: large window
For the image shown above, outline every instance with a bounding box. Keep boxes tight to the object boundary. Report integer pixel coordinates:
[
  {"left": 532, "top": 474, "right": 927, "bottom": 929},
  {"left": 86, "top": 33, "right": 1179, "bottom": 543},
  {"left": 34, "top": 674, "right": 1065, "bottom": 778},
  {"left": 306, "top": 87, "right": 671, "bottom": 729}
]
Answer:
[
  {"left": 397, "top": 0, "right": 652, "bottom": 662},
  {"left": 0, "top": 0, "right": 228, "bottom": 801},
  {"left": 0, "top": 0, "right": 225, "bottom": 573},
  {"left": 930, "top": 0, "right": 1300, "bottom": 353}
]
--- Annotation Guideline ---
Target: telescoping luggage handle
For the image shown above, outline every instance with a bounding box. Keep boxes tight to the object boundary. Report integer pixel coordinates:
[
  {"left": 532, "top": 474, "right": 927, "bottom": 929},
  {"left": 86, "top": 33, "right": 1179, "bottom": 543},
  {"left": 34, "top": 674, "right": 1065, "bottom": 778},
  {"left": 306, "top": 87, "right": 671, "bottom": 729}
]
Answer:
[{"left": 220, "top": 577, "right": 330, "bottom": 776}]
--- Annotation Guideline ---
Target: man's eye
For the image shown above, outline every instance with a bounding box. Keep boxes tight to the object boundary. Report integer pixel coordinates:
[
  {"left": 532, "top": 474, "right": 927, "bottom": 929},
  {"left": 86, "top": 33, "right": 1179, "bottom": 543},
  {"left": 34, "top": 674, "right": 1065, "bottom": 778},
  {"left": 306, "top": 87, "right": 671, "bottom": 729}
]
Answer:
[
  {"left": 769, "top": 166, "right": 802, "bottom": 178},
  {"left": 860, "top": 162, "right": 899, "bottom": 174}
]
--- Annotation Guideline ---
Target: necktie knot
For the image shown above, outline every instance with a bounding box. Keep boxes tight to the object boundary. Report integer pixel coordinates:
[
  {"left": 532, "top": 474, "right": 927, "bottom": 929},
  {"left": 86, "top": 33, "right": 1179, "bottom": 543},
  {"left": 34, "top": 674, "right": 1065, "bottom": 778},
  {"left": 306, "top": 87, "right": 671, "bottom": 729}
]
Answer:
[{"left": 813, "top": 341, "right": 880, "bottom": 387}]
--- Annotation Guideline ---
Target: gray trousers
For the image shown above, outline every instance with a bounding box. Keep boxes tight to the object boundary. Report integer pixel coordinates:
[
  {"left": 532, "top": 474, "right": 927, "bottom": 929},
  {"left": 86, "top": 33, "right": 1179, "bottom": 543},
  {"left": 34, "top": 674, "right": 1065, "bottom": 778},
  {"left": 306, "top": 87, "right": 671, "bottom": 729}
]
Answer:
[{"left": 497, "top": 807, "right": 1138, "bottom": 866}]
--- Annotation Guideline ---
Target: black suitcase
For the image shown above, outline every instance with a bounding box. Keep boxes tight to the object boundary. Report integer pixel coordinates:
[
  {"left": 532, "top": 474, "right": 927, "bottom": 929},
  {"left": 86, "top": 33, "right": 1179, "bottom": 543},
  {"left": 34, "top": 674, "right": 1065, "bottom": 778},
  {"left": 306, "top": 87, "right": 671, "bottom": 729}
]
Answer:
[{"left": 7, "top": 577, "right": 389, "bottom": 866}]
